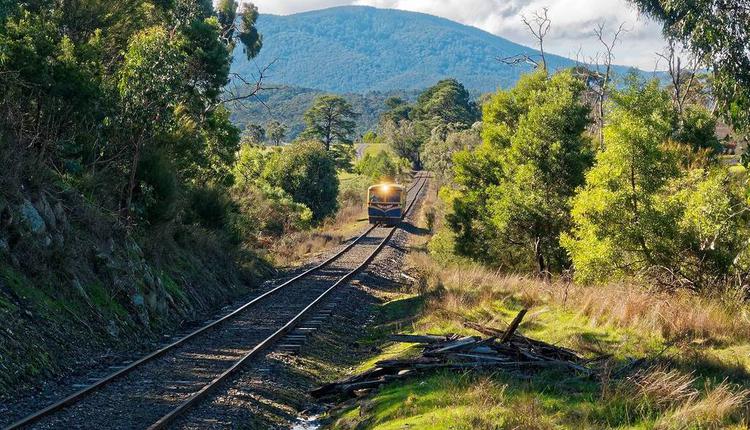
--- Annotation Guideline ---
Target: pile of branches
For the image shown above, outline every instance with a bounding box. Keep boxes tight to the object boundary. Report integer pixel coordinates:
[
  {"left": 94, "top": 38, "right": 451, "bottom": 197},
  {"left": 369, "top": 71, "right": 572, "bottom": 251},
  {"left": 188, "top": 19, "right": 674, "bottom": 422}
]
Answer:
[{"left": 311, "top": 310, "right": 592, "bottom": 400}]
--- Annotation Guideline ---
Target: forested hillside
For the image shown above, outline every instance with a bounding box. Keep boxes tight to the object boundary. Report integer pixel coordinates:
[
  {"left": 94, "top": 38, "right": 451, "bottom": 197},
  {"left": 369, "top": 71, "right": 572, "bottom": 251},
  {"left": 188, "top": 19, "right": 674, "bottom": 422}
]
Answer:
[
  {"left": 233, "top": 6, "right": 593, "bottom": 93},
  {"left": 229, "top": 86, "right": 419, "bottom": 140}
]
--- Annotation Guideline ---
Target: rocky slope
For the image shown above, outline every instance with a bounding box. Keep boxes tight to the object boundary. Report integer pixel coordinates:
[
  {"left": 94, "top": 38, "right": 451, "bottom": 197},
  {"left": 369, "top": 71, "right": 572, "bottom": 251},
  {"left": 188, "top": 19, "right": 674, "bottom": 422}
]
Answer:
[{"left": 0, "top": 180, "right": 271, "bottom": 396}]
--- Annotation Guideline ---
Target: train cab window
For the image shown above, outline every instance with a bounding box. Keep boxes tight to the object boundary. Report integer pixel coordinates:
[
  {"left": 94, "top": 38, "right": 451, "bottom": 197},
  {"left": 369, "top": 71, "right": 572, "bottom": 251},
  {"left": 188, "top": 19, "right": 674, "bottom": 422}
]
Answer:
[{"left": 371, "top": 186, "right": 401, "bottom": 203}]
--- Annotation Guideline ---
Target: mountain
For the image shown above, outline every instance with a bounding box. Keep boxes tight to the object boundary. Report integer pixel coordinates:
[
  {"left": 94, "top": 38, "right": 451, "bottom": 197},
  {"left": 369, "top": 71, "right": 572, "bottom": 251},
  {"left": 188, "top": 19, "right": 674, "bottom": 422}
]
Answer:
[{"left": 231, "top": 6, "right": 636, "bottom": 94}]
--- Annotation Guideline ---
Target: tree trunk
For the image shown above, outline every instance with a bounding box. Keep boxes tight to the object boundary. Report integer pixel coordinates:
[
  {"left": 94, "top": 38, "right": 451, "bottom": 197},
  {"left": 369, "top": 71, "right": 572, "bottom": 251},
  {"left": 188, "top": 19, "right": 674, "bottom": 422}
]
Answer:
[
  {"left": 534, "top": 237, "right": 551, "bottom": 283},
  {"left": 124, "top": 130, "right": 145, "bottom": 220}
]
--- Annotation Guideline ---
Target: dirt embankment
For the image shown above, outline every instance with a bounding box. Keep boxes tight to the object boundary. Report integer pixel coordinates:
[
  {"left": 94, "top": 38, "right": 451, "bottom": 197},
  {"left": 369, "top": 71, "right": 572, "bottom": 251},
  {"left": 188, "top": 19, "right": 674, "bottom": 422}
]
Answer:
[{"left": 0, "top": 183, "right": 272, "bottom": 398}]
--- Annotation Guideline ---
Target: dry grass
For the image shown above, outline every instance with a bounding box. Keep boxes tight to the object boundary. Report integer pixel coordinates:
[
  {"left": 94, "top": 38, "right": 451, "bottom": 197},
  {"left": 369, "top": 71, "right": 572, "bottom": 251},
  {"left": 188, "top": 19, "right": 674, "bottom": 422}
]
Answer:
[
  {"left": 661, "top": 381, "right": 750, "bottom": 428},
  {"left": 408, "top": 252, "right": 750, "bottom": 345},
  {"left": 628, "top": 366, "right": 700, "bottom": 411},
  {"left": 269, "top": 196, "right": 367, "bottom": 267}
]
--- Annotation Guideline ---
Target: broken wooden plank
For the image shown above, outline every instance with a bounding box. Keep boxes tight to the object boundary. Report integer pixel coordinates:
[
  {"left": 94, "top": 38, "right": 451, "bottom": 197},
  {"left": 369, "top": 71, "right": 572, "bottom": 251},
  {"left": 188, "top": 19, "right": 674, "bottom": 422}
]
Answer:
[
  {"left": 388, "top": 334, "right": 449, "bottom": 344},
  {"left": 427, "top": 336, "right": 480, "bottom": 354},
  {"left": 500, "top": 309, "right": 528, "bottom": 343}
]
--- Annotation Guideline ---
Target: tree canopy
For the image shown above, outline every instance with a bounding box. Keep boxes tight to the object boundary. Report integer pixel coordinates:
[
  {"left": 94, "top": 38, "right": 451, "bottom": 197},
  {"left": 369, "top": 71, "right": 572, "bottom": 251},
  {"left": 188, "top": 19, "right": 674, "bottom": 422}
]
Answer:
[
  {"left": 301, "top": 95, "right": 358, "bottom": 150},
  {"left": 447, "top": 70, "right": 593, "bottom": 275},
  {"left": 263, "top": 141, "right": 339, "bottom": 221},
  {"left": 412, "top": 79, "right": 479, "bottom": 128},
  {"left": 0, "top": 0, "right": 263, "bottom": 217},
  {"left": 630, "top": 0, "right": 750, "bottom": 130}
]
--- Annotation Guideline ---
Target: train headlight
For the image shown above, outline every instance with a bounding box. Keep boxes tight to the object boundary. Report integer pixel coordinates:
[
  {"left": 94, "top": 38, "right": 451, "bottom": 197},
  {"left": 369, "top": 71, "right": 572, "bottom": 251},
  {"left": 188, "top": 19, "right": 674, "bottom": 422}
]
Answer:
[{"left": 380, "top": 184, "right": 391, "bottom": 192}]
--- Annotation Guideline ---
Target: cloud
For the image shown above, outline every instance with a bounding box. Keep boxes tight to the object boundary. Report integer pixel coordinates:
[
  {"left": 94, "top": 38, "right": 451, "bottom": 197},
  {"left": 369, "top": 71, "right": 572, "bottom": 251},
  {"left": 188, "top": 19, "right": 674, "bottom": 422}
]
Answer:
[{"left": 248, "top": 0, "right": 667, "bottom": 69}]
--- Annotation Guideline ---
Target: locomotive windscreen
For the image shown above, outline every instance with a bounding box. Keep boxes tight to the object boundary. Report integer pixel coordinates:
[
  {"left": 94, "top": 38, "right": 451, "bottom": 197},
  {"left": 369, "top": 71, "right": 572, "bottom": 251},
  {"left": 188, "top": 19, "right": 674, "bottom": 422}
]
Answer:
[{"left": 370, "top": 185, "right": 401, "bottom": 203}]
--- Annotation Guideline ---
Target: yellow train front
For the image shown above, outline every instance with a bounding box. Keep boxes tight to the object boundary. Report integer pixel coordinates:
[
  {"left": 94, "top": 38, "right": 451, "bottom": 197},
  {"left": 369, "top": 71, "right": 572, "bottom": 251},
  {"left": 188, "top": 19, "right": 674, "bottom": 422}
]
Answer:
[{"left": 367, "top": 183, "right": 406, "bottom": 225}]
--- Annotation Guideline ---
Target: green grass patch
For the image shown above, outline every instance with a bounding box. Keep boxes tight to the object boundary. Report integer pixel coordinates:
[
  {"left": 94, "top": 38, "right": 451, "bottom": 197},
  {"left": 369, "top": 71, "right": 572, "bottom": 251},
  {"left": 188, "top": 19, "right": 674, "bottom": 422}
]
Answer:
[
  {"left": 362, "top": 144, "right": 391, "bottom": 157},
  {"left": 85, "top": 281, "right": 128, "bottom": 318},
  {"left": 160, "top": 272, "right": 188, "bottom": 303},
  {"left": 328, "top": 262, "right": 750, "bottom": 429}
]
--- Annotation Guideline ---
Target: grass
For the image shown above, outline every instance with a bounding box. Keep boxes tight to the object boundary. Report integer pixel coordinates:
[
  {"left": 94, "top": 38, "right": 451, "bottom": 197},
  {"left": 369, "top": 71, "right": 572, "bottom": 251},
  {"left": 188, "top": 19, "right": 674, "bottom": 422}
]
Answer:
[
  {"left": 361, "top": 144, "right": 392, "bottom": 158},
  {"left": 327, "top": 199, "right": 750, "bottom": 429}
]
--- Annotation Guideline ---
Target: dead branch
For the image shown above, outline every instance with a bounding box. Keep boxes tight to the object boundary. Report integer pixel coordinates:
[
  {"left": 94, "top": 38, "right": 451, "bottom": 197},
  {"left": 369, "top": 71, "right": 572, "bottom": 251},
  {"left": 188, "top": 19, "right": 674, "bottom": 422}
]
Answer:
[{"left": 521, "top": 7, "right": 551, "bottom": 70}]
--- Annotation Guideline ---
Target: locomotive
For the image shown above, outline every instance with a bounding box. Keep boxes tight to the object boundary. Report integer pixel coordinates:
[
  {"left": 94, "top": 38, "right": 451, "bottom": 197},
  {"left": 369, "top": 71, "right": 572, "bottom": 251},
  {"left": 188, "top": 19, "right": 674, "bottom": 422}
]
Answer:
[{"left": 367, "top": 183, "right": 406, "bottom": 225}]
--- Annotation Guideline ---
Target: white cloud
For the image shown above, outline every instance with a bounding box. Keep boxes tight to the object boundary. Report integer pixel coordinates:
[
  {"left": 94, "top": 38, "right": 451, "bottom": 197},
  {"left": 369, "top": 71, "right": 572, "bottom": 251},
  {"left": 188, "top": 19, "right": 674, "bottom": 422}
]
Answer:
[{"left": 248, "top": 0, "right": 667, "bottom": 69}]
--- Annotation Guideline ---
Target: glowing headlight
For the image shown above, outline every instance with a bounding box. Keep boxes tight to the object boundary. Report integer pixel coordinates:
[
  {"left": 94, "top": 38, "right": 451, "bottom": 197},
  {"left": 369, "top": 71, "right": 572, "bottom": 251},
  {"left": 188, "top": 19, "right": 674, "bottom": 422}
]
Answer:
[{"left": 380, "top": 184, "right": 391, "bottom": 192}]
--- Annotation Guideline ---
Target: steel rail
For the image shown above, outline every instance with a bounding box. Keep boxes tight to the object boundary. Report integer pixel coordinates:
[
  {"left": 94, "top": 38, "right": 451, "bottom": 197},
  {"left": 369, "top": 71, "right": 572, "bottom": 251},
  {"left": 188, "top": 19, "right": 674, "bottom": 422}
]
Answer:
[
  {"left": 148, "top": 174, "right": 428, "bottom": 430},
  {"left": 5, "top": 173, "right": 427, "bottom": 430}
]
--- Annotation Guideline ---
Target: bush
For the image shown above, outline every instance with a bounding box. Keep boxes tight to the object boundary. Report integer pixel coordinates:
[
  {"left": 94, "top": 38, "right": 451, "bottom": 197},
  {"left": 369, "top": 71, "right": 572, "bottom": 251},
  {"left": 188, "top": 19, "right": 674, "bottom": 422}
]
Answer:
[
  {"left": 186, "top": 186, "right": 230, "bottom": 230},
  {"left": 233, "top": 143, "right": 273, "bottom": 187},
  {"left": 230, "top": 183, "right": 312, "bottom": 238},
  {"left": 355, "top": 150, "right": 398, "bottom": 181},
  {"left": 338, "top": 174, "right": 371, "bottom": 209},
  {"left": 263, "top": 141, "right": 339, "bottom": 221},
  {"left": 136, "top": 148, "right": 179, "bottom": 223},
  {"left": 674, "top": 105, "right": 722, "bottom": 155}
]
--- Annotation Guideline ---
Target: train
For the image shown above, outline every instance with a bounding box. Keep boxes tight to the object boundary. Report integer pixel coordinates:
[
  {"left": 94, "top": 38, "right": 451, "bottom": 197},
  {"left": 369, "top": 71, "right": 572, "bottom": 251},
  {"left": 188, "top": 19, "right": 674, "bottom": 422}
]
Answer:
[{"left": 367, "top": 182, "right": 406, "bottom": 225}]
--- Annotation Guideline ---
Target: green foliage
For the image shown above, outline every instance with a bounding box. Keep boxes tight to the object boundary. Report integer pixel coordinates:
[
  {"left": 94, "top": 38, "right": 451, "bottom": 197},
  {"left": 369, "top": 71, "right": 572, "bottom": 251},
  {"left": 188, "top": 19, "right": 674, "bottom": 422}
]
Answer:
[
  {"left": 230, "top": 86, "right": 418, "bottom": 142},
  {"left": 422, "top": 124, "right": 482, "bottom": 184},
  {"left": 563, "top": 76, "right": 750, "bottom": 292},
  {"left": 412, "top": 78, "right": 479, "bottom": 129},
  {"left": 355, "top": 151, "right": 399, "bottom": 181},
  {"left": 301, "top": 95, "right": 358, "bottom": 150},
  {"left": 233, "top": 144, "right": 272, "bottom": 186},
  {"left": 448, "top": 70, "right": 593, "bottom": 274},
  {"left": 362, "top": 130, "right": 379, "bottom": 144},
  {"left": 379, "top": 79, "right": 480, "bottom": 170},
  {"left": 266, "top": 120, "right": 287, "bottom": 146},
  {"left": 673, "top": 105, "right": 722, "bottom": 155},
  {"left": 240, "top": 122, "right": 265, "bottom": 145},
  {"left": 186, "top": 186, "right": 230, "bottom": 230},
  {"left": 230, "top": 183, "right": 312, "bottom": 237},
  {"left": 0, "top": 0, "right": 262, "bottom": 225},
  {"left": 118, "top": 26, "right": 185, "bottom": 130},
  {"left": 237, "top": 2, "right": 262, "bottom": 60},
  {"left": 380, "top": 119, "right": 422, "bottom": 169},
  {"left": 630, "top": 0, "right": 750, "bottom": 131},
  {"left": 263, "top": 141, "right": 339, "bottom": 221},
  {"left": 671, "top": 169, "right": 750, "bottom": 290},
  {"left": 562, "top": 77, "right": 680, "bottom": 284},
  {"left": 230, "top": 144, "right": 315, "bottom": 237},
  {"left": 136, "top": 148, "right": 179, "bottom": 223},
  {"left": 380, "top": 96, "right": 413, "bottom": 124},
  {"left": 330, "top": 143, "right": 356, "bottom": 171}
]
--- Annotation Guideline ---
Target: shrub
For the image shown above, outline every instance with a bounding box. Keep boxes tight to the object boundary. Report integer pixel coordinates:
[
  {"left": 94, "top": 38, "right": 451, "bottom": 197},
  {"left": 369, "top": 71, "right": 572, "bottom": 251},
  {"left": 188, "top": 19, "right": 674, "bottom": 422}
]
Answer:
[
  {"left": 355, "top": 150, "right": 398, "bottom": 181},
  {"left": 186, "top": 186, "right": 230, "bottom": 230},
  {"left": 136, "top": 148, "right": 179, "bottom": 223},
  {"left": 233, "top": 143, "right": 273, "bottom": 187},
  {"left": 230, "top": 183, "right": 312, "bottom": 238},
  {"left": 263, "top": 141, "right": 339, "bottom": 221}
]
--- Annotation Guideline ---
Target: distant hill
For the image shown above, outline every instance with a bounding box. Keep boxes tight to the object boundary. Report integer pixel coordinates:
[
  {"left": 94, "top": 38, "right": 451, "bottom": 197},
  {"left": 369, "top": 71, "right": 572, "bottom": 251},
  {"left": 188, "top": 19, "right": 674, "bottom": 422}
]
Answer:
[
  {"left": 231, "top": 6, "right": 639, "bottom": 94},
  {"left": 229, "top": 86, "right": 419, "bottom": 140}
]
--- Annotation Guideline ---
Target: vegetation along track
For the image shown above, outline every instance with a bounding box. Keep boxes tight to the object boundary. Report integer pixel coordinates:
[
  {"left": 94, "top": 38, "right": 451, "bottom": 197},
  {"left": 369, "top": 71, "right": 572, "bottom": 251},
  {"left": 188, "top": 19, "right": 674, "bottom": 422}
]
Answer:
[{"left": 4, "top": 173, "right": 429, "bottom": 430}]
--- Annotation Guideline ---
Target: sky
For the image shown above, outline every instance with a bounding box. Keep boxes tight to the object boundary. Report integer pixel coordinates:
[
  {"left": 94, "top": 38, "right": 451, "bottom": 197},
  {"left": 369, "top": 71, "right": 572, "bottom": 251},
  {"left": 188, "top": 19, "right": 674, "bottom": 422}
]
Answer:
[{"left": 247, "top": 0, "right": 668, "bottom": 70}]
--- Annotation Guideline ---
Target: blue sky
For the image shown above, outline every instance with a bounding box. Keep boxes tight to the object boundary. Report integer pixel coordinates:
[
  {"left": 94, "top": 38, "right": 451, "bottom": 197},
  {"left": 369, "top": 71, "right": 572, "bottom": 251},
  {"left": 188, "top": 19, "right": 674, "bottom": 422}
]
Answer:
[{"left": 249, "top": 0, "right": 668, "bottom": 69}]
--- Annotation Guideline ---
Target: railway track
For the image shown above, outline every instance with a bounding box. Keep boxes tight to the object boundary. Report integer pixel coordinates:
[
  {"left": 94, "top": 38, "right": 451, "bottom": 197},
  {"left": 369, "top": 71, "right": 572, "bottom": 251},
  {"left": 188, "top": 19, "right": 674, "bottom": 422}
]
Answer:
[{"left": 4, "top": 173, "right": 429, "bottom": 430}]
